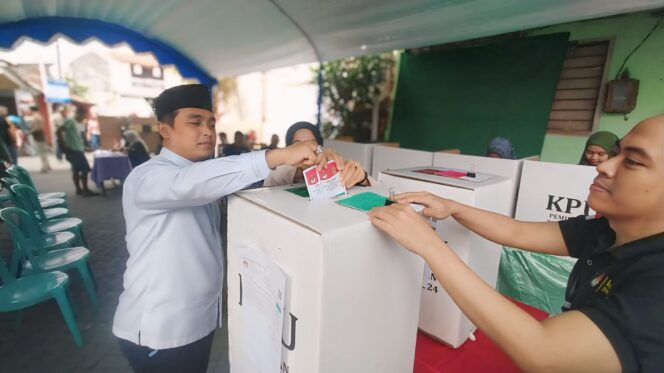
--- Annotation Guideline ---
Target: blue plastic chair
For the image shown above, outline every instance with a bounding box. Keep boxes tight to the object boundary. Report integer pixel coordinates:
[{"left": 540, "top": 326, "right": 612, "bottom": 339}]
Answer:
[
  {"left": 0, "top": 257, "right": 83, "bottom": 347},
  {"left": 10, "top": 184, "right": 87, "bottom": 247},
  {"left": 6, "top": 165, "right": 68, "bottom": 205},
  {"left": 0, "top": 207, "right": 98, "bottom": 309}
]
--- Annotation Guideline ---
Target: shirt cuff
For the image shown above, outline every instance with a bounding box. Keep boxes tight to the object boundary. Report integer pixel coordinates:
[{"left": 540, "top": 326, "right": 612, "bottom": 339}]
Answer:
[{"left": 251, "top": 150, "right": 272, "bottom": 180}]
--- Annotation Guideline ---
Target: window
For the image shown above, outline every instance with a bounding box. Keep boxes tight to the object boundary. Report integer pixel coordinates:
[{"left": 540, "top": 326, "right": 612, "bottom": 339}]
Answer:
[{"left": 547, "top": 40, "right": 610, "bottom": 134}]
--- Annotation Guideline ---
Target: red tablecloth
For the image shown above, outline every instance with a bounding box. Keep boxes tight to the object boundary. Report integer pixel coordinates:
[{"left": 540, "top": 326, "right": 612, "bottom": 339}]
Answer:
[{"left": 414, "top": 299, "right": 549, "bottom": 373}]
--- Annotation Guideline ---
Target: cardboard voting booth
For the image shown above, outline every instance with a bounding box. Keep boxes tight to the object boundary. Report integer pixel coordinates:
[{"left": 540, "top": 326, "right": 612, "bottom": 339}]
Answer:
[
  {"left": 433, "top": 153, "right": 523, "bottom": 216},
  {"left": 227, "top": 186, "right": 424, "bottom": 373},
  {"left": 371, "top": 146, "right": 434, "bottom": 180},
  {"left": 379, "top": 167, "right": 512, "bottom": 348},
  {"left": 497, "top": 160, "right": 598, "bottom": 314}
]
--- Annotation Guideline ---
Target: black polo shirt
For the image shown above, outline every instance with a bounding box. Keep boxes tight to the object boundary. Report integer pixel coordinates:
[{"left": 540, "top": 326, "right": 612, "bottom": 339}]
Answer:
[{"left": 559, "top": 215, "right": 664, "bottom": 373}]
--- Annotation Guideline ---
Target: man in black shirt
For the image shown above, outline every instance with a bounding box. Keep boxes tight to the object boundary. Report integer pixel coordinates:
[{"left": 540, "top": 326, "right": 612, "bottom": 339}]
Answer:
[{"left": 369, "top": 115, "right": 664, "bottom": 372}]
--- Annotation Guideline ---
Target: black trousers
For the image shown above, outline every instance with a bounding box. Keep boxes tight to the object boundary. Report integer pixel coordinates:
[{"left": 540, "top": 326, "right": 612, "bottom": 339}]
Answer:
[{"left": 118, "top": 331, "right": 215, "bottom": 373}]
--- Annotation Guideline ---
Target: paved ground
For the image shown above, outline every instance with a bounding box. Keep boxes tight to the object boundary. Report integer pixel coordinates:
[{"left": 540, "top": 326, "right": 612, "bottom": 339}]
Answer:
[{"left": 0, "top": 155, "right": 230, "bottom": 373}]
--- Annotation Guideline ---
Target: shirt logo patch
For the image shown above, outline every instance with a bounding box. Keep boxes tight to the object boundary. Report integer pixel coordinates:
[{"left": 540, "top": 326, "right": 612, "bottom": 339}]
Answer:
[{"left": 591, "top": 273, "right": 613, "bottom": 296}]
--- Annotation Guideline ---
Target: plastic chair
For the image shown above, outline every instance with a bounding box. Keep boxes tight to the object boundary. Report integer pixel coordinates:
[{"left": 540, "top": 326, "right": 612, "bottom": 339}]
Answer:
[
  {"left": 1, "top": 177, "right": 67, "bottom": 210},
  {"left": 0, "top": 258, "right": 83, "bottom": 347},
  {"left": 10, "top": 184, "right": 87, "bottom": 247},
  {"left": 6, "top": 165, "right": 68, "bottom": 204},
  {"left": 0, "top": 207, "right": 98, "bottom": 309}
]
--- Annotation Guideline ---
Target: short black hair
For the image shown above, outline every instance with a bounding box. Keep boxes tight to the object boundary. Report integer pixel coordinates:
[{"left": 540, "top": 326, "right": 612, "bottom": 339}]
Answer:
[{"left": 160, "top": 110, "right": 180, "bottom": 127}]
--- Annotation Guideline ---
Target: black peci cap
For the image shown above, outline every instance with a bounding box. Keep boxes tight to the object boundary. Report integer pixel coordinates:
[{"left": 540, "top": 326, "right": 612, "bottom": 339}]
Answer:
[{"left": 153, "top": 84, "right": 212, "bottom": 121}]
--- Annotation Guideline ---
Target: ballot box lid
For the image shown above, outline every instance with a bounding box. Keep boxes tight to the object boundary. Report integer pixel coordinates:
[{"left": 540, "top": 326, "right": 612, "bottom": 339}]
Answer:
[
  {"left": 233, "top": 185, "right": 390, "bottom": 234},
  {"left": 383, "top": 167, "right": 509, "bottom": 190}
]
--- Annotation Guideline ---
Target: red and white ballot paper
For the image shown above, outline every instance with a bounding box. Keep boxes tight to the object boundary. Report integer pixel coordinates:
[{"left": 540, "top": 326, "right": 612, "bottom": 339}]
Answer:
[{"left": 303, "top": 160, "right": 347, "bottom": 200}]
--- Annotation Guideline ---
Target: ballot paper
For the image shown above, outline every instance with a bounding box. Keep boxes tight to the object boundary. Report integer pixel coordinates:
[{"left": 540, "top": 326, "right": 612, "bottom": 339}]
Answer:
[
  {"left": 303, "top": 160, "right": 347, "bottom": 200},
  {"left": 239, "top": 247, "right": 287, "bottom": 373},
  {"left": 336, "top": 191, "right": 392, "bottom": 212}
]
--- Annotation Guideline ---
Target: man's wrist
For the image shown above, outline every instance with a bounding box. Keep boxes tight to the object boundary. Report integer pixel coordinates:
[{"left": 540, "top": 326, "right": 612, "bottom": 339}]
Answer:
[{"left": 265, "top": 148, "right": 284, "bottom": 169}]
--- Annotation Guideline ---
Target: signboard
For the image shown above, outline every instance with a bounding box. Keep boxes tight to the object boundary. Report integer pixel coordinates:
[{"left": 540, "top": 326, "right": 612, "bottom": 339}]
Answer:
[{"left": 44, "top": 79, "right": 71, "bottom": 103}]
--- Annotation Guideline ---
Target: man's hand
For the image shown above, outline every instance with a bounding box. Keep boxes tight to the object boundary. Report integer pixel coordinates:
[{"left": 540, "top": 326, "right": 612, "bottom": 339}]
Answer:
[
  {"left": 266, "top": 140, "right": 318, "bottom": 168},
  {"left": 315, "top": 148, "right": 344, "bottom": 171},
  {"left": 393, "top": 191, "right": 457, "bottom": 220}
]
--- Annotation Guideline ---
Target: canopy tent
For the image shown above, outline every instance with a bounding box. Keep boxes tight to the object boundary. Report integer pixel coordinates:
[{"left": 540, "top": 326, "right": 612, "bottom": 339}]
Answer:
[{"left": 0, "top": 0, "right": 663, "bottom": 84}]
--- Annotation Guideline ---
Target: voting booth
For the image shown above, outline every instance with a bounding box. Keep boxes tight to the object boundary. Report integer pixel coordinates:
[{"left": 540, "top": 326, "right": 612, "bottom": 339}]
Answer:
[
  {"left": 379, "top": 167, "right": 512, "bottom": 348},
  {"left": 371, "top": 146, "right": 434, "bottom": 180},
  {"left": 227, "top": 186, "right": 424, "bottom": 373},
  {"left": 497, "top": 160, "right": 598, "bottom": 314},
  {"left": 433, "top": 153, "right": 524, "bottom": 216}
]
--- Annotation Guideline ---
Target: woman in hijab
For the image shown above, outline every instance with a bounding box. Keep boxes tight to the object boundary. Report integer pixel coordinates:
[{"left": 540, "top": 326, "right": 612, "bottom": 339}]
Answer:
[
  {"left": 579, "top": 131, "right": 619, "bottom": 166},
  {"left": 264, "top": 121, "right": 373, "bottom": 188},
  {"left": 123, "top": 130, "right": 151, "bottom": 167},
  {"left": 486, "top": 137, "right": 516, "bottom": 159}
]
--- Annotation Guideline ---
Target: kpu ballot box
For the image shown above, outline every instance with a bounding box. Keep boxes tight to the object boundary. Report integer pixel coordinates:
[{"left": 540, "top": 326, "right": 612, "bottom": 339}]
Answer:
[
  {"left": 371, "top": 146, "right": 434, "bottom": 180},
  {"left": 227, "top": 185, "right": 424, "bottom": 373},
  {"left": 433, "top": 153, "right": 522, "bottom": 216},
  {"left": 379, "top": 167, "right": 512, "bottom": 348}
]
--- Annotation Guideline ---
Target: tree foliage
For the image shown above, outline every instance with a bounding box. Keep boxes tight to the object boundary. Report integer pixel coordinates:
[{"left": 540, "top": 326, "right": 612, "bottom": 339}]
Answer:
[{"left": 314, "top": 53, "right": 394, "bottom": 141}]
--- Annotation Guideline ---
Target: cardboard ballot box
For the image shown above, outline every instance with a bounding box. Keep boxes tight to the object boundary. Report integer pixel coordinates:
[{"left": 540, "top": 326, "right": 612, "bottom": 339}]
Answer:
[
  {"left": 433, "top": 153, "right": 523, "bottom": 216},
  {"left": 379, "top": 167, "right": 512, "bottom": 348},
  {"left": 371, "top": 146, "right": 434, "bottom": 180},
  {"left": 227, "top": 186, "right": 424, "bottom": 373}
]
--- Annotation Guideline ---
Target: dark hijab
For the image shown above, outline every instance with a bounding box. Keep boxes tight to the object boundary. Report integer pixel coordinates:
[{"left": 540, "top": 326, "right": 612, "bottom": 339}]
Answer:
[{"left": 285, "top": 122, "right": 323, "bottom": 146}]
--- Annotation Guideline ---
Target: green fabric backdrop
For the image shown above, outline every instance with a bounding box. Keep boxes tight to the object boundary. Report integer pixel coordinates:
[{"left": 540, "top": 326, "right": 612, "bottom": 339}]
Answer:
[{"left": 389, "top": 33, "right": 570, "bottom": 156}]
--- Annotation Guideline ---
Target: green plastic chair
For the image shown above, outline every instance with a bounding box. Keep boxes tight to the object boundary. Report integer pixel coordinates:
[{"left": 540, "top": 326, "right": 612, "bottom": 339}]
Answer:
[
  {"left": 0, "top": 207, "right": 98, "bottom": 309},
  {"left": 1, "top": 177, "right": 67, "bottom": 211},
  {"left": 10, "top": 184, "right": 87, "bottom": 247},
  {"left": 0, "top": 257, "right": 83, "bottom": 347},
  {"left": 6, "top": 165, "right": 68, "bottom": 205}
]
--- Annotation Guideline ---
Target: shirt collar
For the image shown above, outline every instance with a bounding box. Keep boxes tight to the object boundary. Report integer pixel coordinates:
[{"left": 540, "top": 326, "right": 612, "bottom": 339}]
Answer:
[
  {"left": 159, "top": 147, "right": 194, "bottom": 166},
  {"left": 608, "top": 230, "right": 664, "bottom": 260}
]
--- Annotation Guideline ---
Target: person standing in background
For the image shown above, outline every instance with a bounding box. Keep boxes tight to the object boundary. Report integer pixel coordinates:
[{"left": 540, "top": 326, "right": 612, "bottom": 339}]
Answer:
[
  {"left": 52, "top": 104, "right": 68, "bottom": 161},
  {"left": 0, "top": 106, "right": 17, "bottom": 164},
  {"left": 87, "top": 106, "right": 101, "bottom": 151},
  {"left": 28, "top": 106, "right": 51, "bottom": 173}
]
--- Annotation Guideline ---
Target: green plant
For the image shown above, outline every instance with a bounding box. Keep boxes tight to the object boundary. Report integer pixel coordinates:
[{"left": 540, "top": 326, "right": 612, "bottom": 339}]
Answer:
[
  {"left": 314, "top": 53, "right": 394, "bottom": 142},
  {"left": 65, "top": 76, "right": 88, "bottom": 97}
]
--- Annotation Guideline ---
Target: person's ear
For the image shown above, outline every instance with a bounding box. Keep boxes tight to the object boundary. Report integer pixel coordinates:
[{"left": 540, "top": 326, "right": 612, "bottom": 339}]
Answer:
[{"left": 158, "top": 123, "right": 171, "bottom": 140}]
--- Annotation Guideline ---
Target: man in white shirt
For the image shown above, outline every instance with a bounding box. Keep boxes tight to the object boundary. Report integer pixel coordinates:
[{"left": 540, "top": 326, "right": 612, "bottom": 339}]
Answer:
[{"left": 113, "top": 84, "right": 323, "bottom": 372}]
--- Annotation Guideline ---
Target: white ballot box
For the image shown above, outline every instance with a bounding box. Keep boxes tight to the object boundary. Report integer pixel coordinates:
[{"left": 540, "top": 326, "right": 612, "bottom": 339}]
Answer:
[
  {"left": 515, "top": 160, "right": 597, "bottom": 221},
  {"left": 433, "top": 153, "right": 522, "bottom": 216},
  {"left": 379, "top": 167, "right": 512, "bottom": 348},
  {"left": 325, "top": 140, "right": 375, "bottom": 173},
  {"left": 371, "top": 146, "right": 434, "bottom": 180},
  {"left": 227, "top": 185, "right": 424, "bottom": 373}
]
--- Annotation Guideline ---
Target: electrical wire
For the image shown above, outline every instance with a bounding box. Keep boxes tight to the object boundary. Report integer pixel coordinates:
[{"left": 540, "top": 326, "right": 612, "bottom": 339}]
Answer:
[{"left": 614, "top": 16, "right": 663, "bottom": 79}]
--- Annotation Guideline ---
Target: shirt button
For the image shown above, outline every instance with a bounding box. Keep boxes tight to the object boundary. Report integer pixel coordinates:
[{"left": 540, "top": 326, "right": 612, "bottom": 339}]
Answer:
[{"left": 586, "top": 259, "right": 593, "bottom": 266}]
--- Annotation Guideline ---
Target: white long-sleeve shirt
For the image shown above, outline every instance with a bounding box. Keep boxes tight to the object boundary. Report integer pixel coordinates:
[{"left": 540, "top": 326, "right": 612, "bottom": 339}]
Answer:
[{"left": 112, "top": 147, "right": 271, "bottom": 349}]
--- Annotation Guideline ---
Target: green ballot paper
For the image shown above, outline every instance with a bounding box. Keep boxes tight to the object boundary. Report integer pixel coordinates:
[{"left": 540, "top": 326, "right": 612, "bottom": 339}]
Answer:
[{"left": 336, "top": 192, "right": 394, "bottom": 212}]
